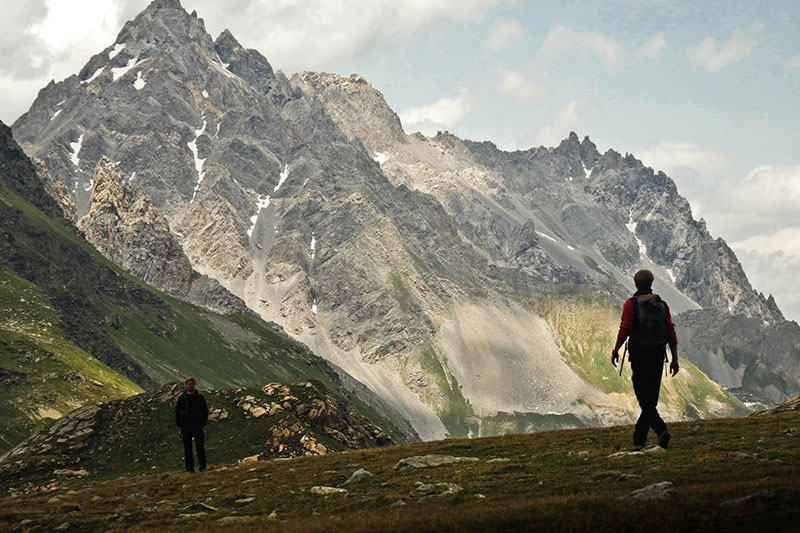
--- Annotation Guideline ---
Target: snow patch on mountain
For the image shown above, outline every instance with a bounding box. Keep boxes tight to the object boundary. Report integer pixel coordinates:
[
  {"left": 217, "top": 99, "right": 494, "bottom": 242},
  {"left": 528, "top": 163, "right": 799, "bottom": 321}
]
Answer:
[
  {"left": 188, "top": 119, "right": 207, "bottom": 203},
  {"left": 50, "top": 110, "right": 62, "bottom": 121},
  {"left": 68, "top": 134, "right": 84, "bottom": 169},
  {"left": 273, "top": 164, "right": 289, "bottom": 192},
  {"left": 82, "top": 67, "right": 104, "bottom": 85},
  {"left": 626, "top": 212, "right": 648, "bottom": 259},
  {"left": 582, "top": 162, "right": 592, "bottom": 179},
  {"left": 536, "top": 231, "right": 557, "bottom": 243},
  {"left": 111, "top": 57, "right": 139, "bottom": 81},
  {"left": 247, "top": 195, "right": 271, "bottom": 238},
  {"left": 108, "top": 43, "right": 126, "bottom": 60},
  {"left": 133, "top": 71, "right": 146, "bottom": 90},
  {"left": 310, "top": 234, "right": 317, "bottom": 260},
  {"left": 373, "top": 152, "right": 387, "bottom": 166}
]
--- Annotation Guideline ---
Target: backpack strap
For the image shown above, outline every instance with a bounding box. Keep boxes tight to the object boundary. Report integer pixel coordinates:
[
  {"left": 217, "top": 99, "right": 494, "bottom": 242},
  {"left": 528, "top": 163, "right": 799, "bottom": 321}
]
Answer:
[{"left": 630, "top": 296, "right": 639, "bottom": 334}]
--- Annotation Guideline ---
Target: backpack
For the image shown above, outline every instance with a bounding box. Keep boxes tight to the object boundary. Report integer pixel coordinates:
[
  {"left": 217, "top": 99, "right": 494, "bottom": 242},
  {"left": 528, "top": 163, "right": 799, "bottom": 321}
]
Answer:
[{"left": 629, "top": 294, "right": 668, "bottom": 351}]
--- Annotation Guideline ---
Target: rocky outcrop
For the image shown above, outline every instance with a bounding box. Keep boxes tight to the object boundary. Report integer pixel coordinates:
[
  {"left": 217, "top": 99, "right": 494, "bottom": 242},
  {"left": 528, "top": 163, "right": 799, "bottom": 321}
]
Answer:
[
  {"left": 0, "top": 381, "right": 393, "bottom": 485},
  {"left": 31, "top": 157, "right": 77, "bottom": 224},
  {"left": 751, "top": 395, "right": 800, "bottom": 416},
  {"left": 78, "top": 157, "right": 247, "bottom": 314}
]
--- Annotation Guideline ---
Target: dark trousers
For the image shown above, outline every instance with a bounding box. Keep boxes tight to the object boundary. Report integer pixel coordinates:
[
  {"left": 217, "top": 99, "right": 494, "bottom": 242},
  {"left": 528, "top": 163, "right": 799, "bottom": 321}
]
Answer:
[
  {"left": 630, "top": 350, "right": 667, "bottom": 445},
  {"left": 181, "top": 425, "right": 206, "bottom": 472}
]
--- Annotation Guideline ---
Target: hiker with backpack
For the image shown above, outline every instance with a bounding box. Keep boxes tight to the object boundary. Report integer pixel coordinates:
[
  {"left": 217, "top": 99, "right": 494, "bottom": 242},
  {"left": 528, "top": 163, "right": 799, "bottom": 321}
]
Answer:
[
  {"left": 612, "top": 270, "right": 679, "bottom": 450},
  {"left": 175, "top": 376, "right": 209, "bottom": 472}
]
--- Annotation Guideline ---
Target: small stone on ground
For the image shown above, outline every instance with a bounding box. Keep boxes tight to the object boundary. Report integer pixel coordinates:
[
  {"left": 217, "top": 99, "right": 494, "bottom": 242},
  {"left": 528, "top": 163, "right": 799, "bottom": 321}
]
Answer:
[{"left": 618, "top": 481, "right": 676, "bottom": 501}]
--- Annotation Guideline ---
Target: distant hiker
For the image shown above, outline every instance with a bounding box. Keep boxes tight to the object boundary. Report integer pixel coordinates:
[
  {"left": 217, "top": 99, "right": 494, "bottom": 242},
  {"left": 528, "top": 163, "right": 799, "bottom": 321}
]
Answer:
[
  {"left": 612, "top": 270, "right": 680, "bottom": 450},
  {"left": 175, "top": 376, "right": 209, "bottom": 472}
]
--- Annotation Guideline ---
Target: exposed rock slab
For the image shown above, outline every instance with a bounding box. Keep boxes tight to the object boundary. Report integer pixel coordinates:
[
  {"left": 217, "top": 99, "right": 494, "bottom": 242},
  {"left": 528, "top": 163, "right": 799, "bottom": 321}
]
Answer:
[{"left": 395, "top": 454, "right": 479, "bottom": 471}]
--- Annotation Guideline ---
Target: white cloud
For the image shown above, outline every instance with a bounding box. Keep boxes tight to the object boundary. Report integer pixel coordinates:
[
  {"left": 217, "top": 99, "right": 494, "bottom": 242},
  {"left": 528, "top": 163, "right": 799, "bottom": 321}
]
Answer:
[
  {"left": 636, "top": 141, "right": 731, "bottom": 176},
  {"left": 732, "top": 226, "right": 800, "bottom": 257},
  {"left": 185, "top": 0, "right": 508, "bottom": 71},
  {"left": 538, "top": 24, "right": 668, "bottom": 69},
  {"left": 539, "top": 25, "right": 623, "bottom": 69},
  {"left": 398, "top": 88, "right": 477, "bottom": 135},
  {"left": 783, "top": 54, "right": 800, "bottom": 69},
  {"left": 483, "top": 17, "right": 524, "bottom": 52},
  {"left": 722, "top": 164, "right": 800, "bottom": 221},
  {"left": 732, "top": 246, "right": 800, "bottom": 322},
  {"left": 636, "top": 32, "right": 667, "bottom": 59},
  {"left": 685, "top": 21, "right": 763, "bottom": 72},
  {"left": 27, "top": 0, "right": 121, "bottom": 51},
  {"left": 496, "top": 69, "right": 545, "bottom": 101},
  {"left": 522, "top": 99, "right": 583, "bottom": 149}
]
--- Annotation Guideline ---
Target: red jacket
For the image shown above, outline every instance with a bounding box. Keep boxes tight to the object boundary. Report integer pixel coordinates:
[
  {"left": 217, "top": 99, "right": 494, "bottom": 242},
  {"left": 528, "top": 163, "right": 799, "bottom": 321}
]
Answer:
[{"left": 616, "top": 296, "right": 678, "bottom": 348}]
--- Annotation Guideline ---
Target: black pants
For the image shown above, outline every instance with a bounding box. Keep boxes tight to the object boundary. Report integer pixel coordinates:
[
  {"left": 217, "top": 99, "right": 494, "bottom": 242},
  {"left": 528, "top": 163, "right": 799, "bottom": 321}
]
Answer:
[
  {"left": 630, "top": 350, "right": 667, "bottom": 445},
  {"left": 181, "top": 425, "right": 206, "bottom": 472}
]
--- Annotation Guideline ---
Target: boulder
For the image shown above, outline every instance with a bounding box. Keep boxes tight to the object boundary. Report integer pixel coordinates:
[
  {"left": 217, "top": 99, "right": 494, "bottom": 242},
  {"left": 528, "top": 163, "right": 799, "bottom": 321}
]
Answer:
[
  {"left": 618, "top": 481, "right": 676, "bottom": 501},
  {"left": 395, "top": 454, "right": 479, "bottom": 471},
  {"left": 342, "top": 468, "right": 374, "bottom": 485},
  {"left": 410, "top": 481, "right": 463, "bottom": 498},
  {"left": 310, "top": 486, "right": 347, "bottom": 495},
  {"left": 721, "top": 488, "right": 800, "bottom": 508}
]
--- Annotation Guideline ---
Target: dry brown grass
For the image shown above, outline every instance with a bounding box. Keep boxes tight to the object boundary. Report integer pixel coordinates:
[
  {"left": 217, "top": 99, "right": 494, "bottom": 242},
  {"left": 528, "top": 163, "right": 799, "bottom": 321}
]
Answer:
[{"left": 2, "top": 412, "right": 798, "bottom": 532}]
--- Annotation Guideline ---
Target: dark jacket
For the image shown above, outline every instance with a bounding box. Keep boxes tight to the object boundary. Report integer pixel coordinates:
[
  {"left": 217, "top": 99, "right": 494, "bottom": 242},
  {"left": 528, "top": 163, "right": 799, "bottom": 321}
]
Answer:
[{"left": 175, "top": 391, "right": 209, "bottom": 427}]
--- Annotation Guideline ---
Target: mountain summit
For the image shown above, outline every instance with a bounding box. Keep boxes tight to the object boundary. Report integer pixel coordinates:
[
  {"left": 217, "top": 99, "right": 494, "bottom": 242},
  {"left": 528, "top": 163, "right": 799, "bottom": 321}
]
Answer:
[{"left": 10, "top": 0, "right": 798, "bottom": 438}]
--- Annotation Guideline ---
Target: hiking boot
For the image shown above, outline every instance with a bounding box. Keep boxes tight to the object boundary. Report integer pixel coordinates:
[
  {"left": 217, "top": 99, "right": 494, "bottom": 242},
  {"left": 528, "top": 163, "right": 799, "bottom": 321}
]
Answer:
[
  {"left": 657, "top": 430, "right": 671, "bottom": 449},
  {"left": 631, "top": 444, "right": 644, "bottom": 451},
  {"left": 199, "top": 467, "right": 207, "bottom": 473}
]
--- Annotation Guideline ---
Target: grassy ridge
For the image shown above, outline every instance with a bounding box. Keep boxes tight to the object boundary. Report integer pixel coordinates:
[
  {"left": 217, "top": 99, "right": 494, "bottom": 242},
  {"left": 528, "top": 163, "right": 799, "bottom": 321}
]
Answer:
[{"left": 0, "top": 410, "right": 797, "bottom": 531}]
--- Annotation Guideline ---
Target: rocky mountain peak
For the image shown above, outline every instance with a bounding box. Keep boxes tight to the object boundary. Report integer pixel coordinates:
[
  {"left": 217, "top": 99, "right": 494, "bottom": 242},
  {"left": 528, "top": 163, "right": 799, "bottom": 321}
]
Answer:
[
  {"left": 215, "top": 28, "right": 242, "bottom": 52},
  {"left": 214, "top": 28, "right": 275, "bottom": 91},
  {"left": 290, "top": 71, "right": 407, "bottom": 147},
  {"left": 555, "top": 131, "right": 600, "bottom": 167},
  {"left": 147, "top": 0, "right": 184, "bottom": 9},
  {"left": 580, "top": 135, "right": 601, "bottom": 165}
]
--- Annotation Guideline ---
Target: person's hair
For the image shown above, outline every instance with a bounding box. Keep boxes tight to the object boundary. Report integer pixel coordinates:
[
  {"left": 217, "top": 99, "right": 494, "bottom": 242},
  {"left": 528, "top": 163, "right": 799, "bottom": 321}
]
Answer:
[
  {"left": 634, "top": 269, "right": 654, "bottom": 290},
  {"left": 184, "top": 376, "right": 197, "bottom": 384}
]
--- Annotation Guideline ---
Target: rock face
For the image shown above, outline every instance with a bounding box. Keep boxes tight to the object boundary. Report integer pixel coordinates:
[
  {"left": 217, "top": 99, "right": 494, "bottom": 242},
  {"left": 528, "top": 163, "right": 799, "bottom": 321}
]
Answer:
[
  {"left": 31, "top": 156, "right": 77, "bottom": 224},
  {"left": 78, "top": 156, "right": 247, "bottom": 314},
  {"left": 677, "top": 310, "right": 800, "bottom": 405},
  {"left": 10, "top": 0, "right": 795, "bottom": 438}
]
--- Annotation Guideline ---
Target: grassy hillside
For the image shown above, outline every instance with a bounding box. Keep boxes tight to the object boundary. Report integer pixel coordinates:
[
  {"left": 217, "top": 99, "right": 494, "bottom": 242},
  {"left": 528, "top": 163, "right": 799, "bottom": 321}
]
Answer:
[
  {"left": 0, "top": 409, "right": 796, "bottom": 531},
  {"left": 535, "top": 293, "right": 749, "bottom": 421},
  {"left": 0, "top": 123, "right": 412, "bottom": 453}
]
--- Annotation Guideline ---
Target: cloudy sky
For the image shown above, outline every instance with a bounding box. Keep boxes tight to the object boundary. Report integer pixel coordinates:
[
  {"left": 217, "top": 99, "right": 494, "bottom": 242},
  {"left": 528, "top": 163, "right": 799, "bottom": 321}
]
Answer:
[{"left": 2, "top": 0, "right": 799, "bottom": 320}]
